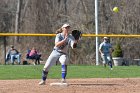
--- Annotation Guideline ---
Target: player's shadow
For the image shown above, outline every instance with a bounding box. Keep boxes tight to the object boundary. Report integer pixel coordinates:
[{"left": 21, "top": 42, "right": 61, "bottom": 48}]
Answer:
[{"left": 69, "top": 83, "right": 121, "bottom": 86}]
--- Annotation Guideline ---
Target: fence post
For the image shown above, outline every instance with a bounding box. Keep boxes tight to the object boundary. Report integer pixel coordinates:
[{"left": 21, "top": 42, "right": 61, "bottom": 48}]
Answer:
[{"left": 4, "top": 36, "right": 6, "bottom": 65}]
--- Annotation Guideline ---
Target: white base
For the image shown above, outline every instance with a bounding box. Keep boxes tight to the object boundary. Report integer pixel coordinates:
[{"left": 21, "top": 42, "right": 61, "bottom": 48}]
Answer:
[{"left": 50, "top": 82, "right": 68, "bottom": 86}]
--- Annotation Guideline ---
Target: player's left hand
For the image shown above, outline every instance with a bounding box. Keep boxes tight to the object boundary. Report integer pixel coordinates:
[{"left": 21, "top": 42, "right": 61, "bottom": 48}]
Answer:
[{"left": 72, "top": 30, "right": 82, "bottom": 40}]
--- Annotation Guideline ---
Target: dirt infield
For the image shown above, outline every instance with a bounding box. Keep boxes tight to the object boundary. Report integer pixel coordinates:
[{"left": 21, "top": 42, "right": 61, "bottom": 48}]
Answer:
[{"left": 1, "top": 78, "right": 140, "bottom": 93}]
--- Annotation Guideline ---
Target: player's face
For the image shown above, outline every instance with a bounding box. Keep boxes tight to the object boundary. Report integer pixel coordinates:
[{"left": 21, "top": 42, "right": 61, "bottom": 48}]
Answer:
[
  {"left": 104, "top": 39, "right": 109, "bottom": 43},
  {"left": 11, "top": 47, "right": 14, "bottom": 50},
  {"left": 63, "top": 26, "right": 71, "bottom": 33}
]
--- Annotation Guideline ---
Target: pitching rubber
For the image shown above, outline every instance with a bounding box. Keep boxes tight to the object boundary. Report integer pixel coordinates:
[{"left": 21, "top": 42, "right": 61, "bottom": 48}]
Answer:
[{"left": 50, "top": 82, "right": 68, "bottom": 86}]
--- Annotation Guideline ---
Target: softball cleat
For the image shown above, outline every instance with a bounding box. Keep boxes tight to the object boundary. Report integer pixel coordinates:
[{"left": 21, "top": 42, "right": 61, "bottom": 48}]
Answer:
[{"left": 39, "top": 80, "right": 45, "bottom": 85}]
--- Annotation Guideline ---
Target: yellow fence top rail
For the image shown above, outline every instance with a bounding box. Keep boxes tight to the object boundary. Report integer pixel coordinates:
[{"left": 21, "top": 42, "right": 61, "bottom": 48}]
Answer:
[{"left": 0, "top": 33, "right": 140, "bottom": 37}]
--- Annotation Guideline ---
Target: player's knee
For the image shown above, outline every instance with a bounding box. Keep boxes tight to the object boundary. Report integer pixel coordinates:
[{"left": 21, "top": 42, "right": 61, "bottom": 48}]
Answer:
[
  {"left": 108, "top": 61, "right": 112, "bottom": 64},
  {"left": 43, "top": 68, "right": 49, "bottom": 72},
  {"left": 102, "top": 61, "right": 106, "bottom": 64},
  {"left": 59, "top": 55, "right": 68, "bottom": 65}
]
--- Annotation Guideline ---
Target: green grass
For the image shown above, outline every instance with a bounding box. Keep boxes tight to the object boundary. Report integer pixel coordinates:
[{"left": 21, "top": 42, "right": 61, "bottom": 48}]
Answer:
[{"left": 0, "top": 65, "right": 140, "bottom": 80}]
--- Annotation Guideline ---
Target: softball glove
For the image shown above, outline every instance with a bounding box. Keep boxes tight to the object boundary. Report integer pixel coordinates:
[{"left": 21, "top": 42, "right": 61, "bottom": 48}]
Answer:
[{"left": 71, "top": 30, "right": 82, "bottom": 40}]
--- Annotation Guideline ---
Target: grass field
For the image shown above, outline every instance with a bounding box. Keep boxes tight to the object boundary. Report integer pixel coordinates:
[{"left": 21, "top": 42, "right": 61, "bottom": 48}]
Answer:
[{"left": 0, "top": 65, "right": 140, "bottom": 80}]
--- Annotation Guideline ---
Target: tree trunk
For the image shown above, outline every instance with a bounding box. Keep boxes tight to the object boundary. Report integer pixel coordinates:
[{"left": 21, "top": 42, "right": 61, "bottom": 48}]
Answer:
[{"left": 15, "top": 0, "right": 22, "bottom": 44}]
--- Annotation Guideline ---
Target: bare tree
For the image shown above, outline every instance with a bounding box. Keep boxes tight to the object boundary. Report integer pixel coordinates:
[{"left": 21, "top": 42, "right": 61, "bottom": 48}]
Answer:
[
  {"left": 15, "top": 0, "right": 22, "bottom": 44},
  {"left": 0, "top": 0, "right": 140, "bottom": 64}
]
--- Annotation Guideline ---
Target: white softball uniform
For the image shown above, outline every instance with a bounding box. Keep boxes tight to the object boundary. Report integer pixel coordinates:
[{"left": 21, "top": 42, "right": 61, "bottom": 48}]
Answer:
[
  {"left": 99, "top": 42, "right": 112, "bottom": 64},
  {"left": 43, "top": 33, "right": 75, "bottom": 72}
]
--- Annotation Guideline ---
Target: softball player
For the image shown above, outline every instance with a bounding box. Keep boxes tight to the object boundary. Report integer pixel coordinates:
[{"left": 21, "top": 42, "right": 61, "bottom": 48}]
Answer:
[
  {"left": 39, "top": 23, "right": 77, "bottom": 85},
  {"left": 99, "top": 37, "right": 113, "bottom": 70}
]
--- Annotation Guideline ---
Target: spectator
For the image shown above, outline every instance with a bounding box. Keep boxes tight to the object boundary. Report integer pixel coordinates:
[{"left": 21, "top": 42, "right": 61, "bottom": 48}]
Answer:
[
  {"left": 29, "top": 47, "right": 41, "bottom": 65},
  {"left": 6, "top": 45, "right": 21, "bottom": 65}
]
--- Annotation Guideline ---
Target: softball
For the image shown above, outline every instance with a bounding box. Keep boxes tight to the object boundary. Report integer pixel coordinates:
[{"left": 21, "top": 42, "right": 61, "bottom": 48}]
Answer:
[{"left": 113, "top": 7, "right": 119, "bottom": 13}]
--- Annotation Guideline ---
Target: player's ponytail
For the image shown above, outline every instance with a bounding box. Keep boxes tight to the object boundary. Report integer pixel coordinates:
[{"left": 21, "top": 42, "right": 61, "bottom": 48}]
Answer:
[{"left": 55, "top": 28, "right": 63, "bottom": 34}]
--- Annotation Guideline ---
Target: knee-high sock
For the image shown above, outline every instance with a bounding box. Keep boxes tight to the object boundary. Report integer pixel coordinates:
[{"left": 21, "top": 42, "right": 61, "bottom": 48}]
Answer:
[
  {"left": 42, "top": 70, "right": 48, "bottom": 81},
  {"left": 109, "top": 61, "right": 113, "bottom": 68},
  {"left": 61, "top": 65, "right": 67, "bottom": 79}
]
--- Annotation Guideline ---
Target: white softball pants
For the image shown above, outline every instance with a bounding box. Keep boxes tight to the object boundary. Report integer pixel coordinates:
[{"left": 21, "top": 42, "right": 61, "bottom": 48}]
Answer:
[
  {"left": 43, "top": 49, "right": 68, "bottom": 72},
  {"left": 101, "top": 54, "right": 112, "bottom": 64}
]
